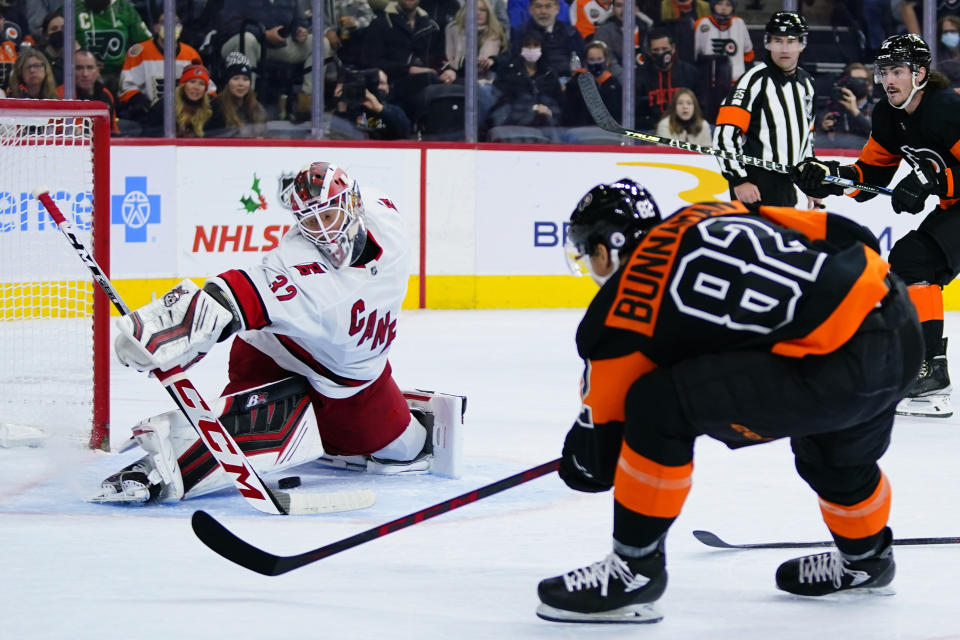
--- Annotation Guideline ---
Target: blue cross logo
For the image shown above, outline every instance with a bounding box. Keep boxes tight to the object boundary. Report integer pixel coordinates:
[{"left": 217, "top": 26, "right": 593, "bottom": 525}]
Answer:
[{"left": 111, "top": 176, "right": 161, "bottom": 242}]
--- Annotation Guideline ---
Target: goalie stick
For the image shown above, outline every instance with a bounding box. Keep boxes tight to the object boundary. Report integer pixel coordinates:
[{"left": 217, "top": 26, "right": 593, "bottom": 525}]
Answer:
[
  {"left": 191, "top": 458, "right": 562, "bottom": 575},
  {"left": 576, "top": 73, "right": 893, "bottom": 197},
  {"left": 36, "top": 190, "right": 373, "bottom": 516},
  {"left": 692, "top": 529, "right": 960, "bottom": 550}
]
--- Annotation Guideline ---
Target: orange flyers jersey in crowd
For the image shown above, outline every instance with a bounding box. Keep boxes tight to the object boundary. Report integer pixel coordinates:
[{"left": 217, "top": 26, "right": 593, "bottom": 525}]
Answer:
[
  {"left": 570, "top": 0, "right": 613, "bottom": 38},
  {"left": 118, "top": 39, "right": 217, "bottom": 105},
  {"left": 575, "top": 200, "right": 890, "bottom": 428}
]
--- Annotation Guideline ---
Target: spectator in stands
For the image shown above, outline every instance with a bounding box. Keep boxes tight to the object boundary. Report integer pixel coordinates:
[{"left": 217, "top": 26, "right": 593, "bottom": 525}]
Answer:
[
  {"left": 0, "top": 1, "right": 29, "bottom": 46},
  {"left": 507, "top": 0, "right": 571, "bottom": 29},
  {"left": 143, "top": 61, "right": 213, "bottom": 137},
  {"left": 331, "top": 68, "right": 412, "bottom": 139},
  {"left": 117, "top": 12, "right": 214, "bottom": 128},
  {"left": 490, "top": 30, "right": 563, "bottom": 128},
  {"left": 27, "top": 0, "right": 63, "bottom": 38},
  {"left": 562, "top": 40, "right": 621, "bottom": 126},
  {"left": 363, "top": 0, "right": 445, "bottom": 120},
  {"left": 660, "top": 0, "right": 710, "bottom": 64},
  {"left": 0, "top": 16, "right": 17, "bottom": 93},
  {"left": 75, "top": 0, "right": 152, "bottom": 94},
  {"left": 694, "top": 0, "right": 752, "bottom": 81},
  {"left": 654, "top": 86, "right": 712, "bottom": 144},
  {"left": 510, "top": 0, "right": 585, "bottom": 84},
  {"left": 218, "top": 1, "right": 311, "bottom": 69},
  {"left": 207, "top": 53, "right": 268, "bottom": 138},
  {"left": 594, "top": 0, "right": 652, "bottom": 79},
  {"left": 421, "top": 0, "right": 462, "bottom": 36},
  {"left": 815, "top": 61, "right": 874, "bottom": 149},
  {"left": 939, "top": 14, "right": 960, "bottom": 63},
  {"left": 635, "top": 28, "right": 699, "bottom": 130},
  {"left": 57, "top": 49, "right": 120, "bottom": 133},
  {"left": 445, "top": 0, "right": 507, "bottom": 81},
  {"left": 7, "top": 49, "right": 58, "bottom": 99},
  {"left": 38, "top": 9, "right": 66, "bottom": 85},
  {"left": 323, "top": 0, "right": 376, "bottom": 68},
  {"left": 569, "top": 0, "right": 613, "bottom": 39}
]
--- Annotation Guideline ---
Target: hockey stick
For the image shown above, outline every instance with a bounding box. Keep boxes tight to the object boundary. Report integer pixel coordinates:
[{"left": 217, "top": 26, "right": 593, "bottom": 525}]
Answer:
[
  {"left": 692, "top": 529, "right": 960, "bottom": 550},
  {"left": 577, "top": 74, "right": 893, "bottom": 197},
  {"left": 36, "top": 190, "right": 373, "bottom": 516},
  {"left": 191, "top": 458, "right": 562, "bottom": 575}
]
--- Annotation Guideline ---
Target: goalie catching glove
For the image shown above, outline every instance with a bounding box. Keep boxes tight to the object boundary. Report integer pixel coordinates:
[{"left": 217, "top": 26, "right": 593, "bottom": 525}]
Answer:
[{"left": 114, "top": 279, "right": 237, "bottom": 373}]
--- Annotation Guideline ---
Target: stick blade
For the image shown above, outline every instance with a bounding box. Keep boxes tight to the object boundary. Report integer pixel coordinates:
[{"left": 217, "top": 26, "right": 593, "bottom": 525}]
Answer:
[
  {"left": 191, "top": 510, "right": 286, "bottom": 576},
  {"left": 578, "top": 73, "right": 625, "bottom": 134},
  {"left": 691, "top": 530, "right": 733, "bottom": 548}
]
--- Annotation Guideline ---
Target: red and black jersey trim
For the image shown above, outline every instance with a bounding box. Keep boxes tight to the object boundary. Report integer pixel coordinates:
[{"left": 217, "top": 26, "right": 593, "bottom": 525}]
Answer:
[
  {"left": 178, "top": 395, "right": 312, "bottom": 494},
  {"left": 276, "top": 334, "right": 369, "bottom": 387},
  {"left": 217, "top": 269, "right": 271, "bottom": 330}
]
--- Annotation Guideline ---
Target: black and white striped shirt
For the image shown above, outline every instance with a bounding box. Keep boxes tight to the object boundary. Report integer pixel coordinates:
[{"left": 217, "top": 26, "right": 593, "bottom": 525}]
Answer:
[{"left": 712, "top": 62, "right": 816, "bottom": 184}]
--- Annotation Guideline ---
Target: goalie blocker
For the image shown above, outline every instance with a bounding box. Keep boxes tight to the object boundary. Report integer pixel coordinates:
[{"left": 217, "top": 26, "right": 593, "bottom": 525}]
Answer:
[{"left": 92, "top": 379, "right": 466, "bottom": 504}]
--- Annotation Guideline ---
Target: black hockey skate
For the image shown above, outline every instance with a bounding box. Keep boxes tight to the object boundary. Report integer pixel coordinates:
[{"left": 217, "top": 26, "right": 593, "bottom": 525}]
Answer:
[
  {"left": 536, "top": 550, "right": 667, "bottom": 623},
  {"left": 775, "top": 528, "right": 895, "bottom": 596},
  {"left": 897, "top": 346, "right": 952, "bottom": 418}
]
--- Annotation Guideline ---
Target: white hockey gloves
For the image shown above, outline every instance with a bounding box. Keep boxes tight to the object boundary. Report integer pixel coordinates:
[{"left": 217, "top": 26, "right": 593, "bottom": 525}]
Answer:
[{"left": 114, "top": 279, "right": 236, "bottom": 373}]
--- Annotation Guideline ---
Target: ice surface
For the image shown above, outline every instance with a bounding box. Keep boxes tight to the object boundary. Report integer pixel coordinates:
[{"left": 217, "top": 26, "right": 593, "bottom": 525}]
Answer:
[{"left": 2, "top": 309, "right": 958, "bottom": 639}]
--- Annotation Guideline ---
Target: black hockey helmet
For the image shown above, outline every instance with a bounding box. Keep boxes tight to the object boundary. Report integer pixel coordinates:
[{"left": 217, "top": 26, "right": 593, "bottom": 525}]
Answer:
[
  {"left": 874, "top": 33, "right": 931, "bottom": 74},
  {"left": 764, "top": 11, "right": 807, "bottom": 43},
  {"left": 566, "top": 179, "right": 661, "bottom": 259}
]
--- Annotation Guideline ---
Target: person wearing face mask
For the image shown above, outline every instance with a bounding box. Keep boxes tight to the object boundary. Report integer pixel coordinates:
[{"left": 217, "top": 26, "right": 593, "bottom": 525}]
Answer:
[
  {"left": 816, "top": 62, "right": 875, "bottom": 149},
  {"left": 117, "top": 12, "right": 215, "bottom": 131},
  {"left": 693, "top": 0, "right": 752, "bottom": 82},
  {"left": 634, "top": 28, "right": 698, "bottom": 130},
  {"left": 510, "top": 0, "right": 585, "bottom": 84},
  {"left": 75, "top": 0, "right": 152, "bottom": 95},
  {"left": 490, "top": 30, "right": 563, "bottom": 130},
  {"left": 562, "top": 40, "right": 622, "bottom": 127},
  {"left": 38, "top": 9, "right": 67, "bottom": 86},
  {"left": 654, "top": 86, "right": 711, "bottom": 144},
  {"left": 938, "top": 15, "right": 960, "bottom": 63}
]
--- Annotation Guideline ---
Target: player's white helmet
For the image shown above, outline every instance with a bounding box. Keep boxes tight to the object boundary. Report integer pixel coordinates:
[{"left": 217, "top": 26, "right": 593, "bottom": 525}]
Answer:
[{"left": 284, "top": 162, "right": 367, "bottom": 269}]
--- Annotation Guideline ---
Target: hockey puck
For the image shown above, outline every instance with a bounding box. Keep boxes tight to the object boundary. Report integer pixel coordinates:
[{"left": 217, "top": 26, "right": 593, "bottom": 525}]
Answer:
[{"left": 278, "top": 476, "right": 301, "bottom": 489}]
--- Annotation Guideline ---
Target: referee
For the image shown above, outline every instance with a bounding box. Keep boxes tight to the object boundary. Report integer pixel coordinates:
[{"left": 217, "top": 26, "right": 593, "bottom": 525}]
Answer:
[{"left": 713, "top": 11, "right": 816, "bottom": 207}]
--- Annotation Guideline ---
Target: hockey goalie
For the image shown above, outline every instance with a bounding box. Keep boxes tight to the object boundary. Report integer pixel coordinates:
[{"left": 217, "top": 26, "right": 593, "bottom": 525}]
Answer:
[{"left": 92, "top": 162, "right": 464, "bottom": 504}]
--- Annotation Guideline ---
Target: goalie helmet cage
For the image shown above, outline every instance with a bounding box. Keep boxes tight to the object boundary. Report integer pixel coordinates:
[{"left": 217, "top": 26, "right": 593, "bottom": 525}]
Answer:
[{"left": 0, "top": 98, "right": 111, "bottom": 449}]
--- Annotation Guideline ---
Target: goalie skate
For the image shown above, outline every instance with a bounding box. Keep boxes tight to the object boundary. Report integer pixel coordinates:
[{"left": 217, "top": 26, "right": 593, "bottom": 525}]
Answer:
[{"left": 317, "top": 390, "right": 466, "bottom": 478}]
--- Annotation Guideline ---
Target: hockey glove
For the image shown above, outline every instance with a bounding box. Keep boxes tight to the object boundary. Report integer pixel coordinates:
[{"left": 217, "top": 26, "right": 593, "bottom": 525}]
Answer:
[
  {"left": 114, "top": 279, "right": 236, "bottom": 373},
  {"left": 558, "top": 423, "right": 619, "bottom": 493},
  {"left": 791, "top": 158, "right": 846, "bottom": 198},
  {"left": 892, "top": 161, "right": 942, "bottom": 215}
]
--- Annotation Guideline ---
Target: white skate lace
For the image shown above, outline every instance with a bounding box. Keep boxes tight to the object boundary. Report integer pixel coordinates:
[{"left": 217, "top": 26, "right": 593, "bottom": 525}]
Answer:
[
  {"left": 562, "top": 553, "right": 649, "bottom": 596},
  {"left": 797, "top": 552, "right": 870, "bottom": 589}
]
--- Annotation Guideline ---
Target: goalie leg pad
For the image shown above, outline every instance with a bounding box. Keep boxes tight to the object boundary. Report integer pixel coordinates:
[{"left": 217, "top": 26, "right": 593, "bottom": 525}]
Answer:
[{"left": 404, "top": 390, "right": 466, "bottom": 478}]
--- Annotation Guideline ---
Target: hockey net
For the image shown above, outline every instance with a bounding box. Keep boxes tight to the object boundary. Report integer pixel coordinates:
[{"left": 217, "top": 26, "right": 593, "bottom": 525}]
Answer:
[{"left": 0, "top": 99, "right": 111, "bottom": 449}]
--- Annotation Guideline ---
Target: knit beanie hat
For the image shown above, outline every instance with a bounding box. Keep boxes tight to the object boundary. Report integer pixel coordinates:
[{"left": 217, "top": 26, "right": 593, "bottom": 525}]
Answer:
[
  {"left": 179, "top": 61, "right": 210, "bottom": 89},
  {"left": 224, "top": 51, "right": 253, "bottom": 80}
]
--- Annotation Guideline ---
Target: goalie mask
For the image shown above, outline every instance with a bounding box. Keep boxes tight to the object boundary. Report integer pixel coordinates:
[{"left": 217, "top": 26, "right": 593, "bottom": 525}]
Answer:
[
  {"left": 565, "top": 179, "right": 661, "bottom": 286},
  {"left": 282, "top": 162, "right": 367, "bottom": 269}
]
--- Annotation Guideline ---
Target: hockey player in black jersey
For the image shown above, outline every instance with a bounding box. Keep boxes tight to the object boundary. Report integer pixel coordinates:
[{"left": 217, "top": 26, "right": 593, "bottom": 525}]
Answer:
[
  {"left": 793, "top": 33, "right": 956, "bottom": 418},
  {"left": 536, "top": 180, "right": 922, "bottom": 623}
]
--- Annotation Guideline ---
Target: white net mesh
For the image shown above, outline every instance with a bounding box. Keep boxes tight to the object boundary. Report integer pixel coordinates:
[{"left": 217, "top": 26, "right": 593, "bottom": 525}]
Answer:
[{"left": 0, "top": 115, "right": 97, "bottom": 445}]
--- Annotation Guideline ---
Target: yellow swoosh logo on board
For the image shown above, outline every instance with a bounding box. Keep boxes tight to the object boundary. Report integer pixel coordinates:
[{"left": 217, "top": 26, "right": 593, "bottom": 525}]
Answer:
[{"left": 616, "top": 162, "right": 728, "bottom": 203}]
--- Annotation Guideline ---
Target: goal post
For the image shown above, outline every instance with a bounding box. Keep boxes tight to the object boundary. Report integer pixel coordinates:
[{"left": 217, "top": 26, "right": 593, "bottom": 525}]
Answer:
[{"left": 0, "top": 98, "right": 111, "bottom": 449}]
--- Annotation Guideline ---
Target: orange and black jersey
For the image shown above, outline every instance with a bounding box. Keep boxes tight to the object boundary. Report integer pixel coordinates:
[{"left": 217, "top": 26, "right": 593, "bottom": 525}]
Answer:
[
  {"left": 848, "top": 86, "right": 960, "bottom": 207},
  {"left": 576, "top": 201, "right": 890, "bottom": 428}
]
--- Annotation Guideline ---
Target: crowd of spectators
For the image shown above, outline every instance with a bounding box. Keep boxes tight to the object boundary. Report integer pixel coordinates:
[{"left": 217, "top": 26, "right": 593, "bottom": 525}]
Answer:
[{"left": 0, "top": 0, "right": 959, "bottom": 144}]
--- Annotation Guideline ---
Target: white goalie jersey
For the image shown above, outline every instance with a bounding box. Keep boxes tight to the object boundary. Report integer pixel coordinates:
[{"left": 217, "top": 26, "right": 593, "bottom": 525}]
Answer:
[{"left": 207, "top": 188, "right": 411, "bottom": 399}]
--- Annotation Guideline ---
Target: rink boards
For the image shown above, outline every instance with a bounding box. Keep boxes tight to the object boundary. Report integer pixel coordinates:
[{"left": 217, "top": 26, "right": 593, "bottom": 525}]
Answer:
[{"left": 5, "top": 140, "right": 949, "bottom": 310}]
